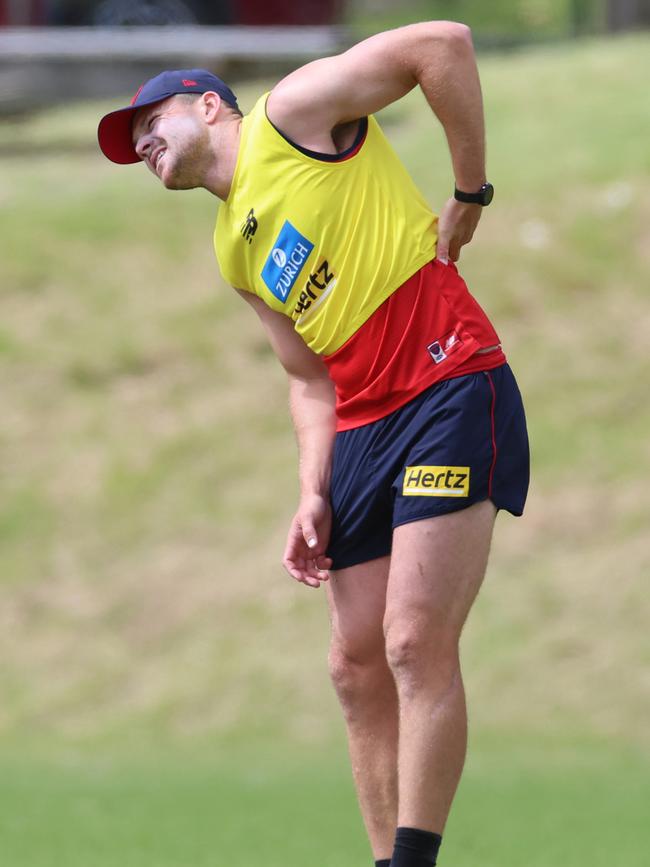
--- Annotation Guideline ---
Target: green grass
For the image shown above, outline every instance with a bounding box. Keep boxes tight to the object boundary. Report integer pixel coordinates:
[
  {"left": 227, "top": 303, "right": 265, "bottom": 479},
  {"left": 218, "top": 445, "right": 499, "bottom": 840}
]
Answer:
[
  {"left": 346, "top": 0, "right": 605, "bottom": 40},
  {"left": 0, "top": 738, "right": 647, "bottom": 867},
  {"left": 0, "top": 33, "right": 649, "bottom": 865}
]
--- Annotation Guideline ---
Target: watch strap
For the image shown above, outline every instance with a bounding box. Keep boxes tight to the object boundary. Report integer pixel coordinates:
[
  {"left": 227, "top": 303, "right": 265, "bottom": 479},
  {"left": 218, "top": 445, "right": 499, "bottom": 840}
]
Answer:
[{"left": 454, "top": 182, "right": 494, "bottom": 206}]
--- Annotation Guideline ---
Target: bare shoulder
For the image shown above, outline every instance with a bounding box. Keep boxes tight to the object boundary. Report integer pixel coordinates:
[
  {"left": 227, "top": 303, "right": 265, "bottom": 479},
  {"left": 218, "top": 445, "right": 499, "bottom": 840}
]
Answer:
[
  {"left": 266, "top": 28, "right": 407, "bottom": 148},
  {"left": 266, "top": 56, "right": 356, "bottom": 153}
]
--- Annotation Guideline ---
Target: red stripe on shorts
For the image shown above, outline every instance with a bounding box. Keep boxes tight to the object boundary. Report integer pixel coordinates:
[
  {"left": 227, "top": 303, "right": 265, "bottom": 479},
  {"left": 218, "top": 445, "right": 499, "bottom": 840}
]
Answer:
[{"left": 486, "top": 371, "right": 498, "bottom": 498}]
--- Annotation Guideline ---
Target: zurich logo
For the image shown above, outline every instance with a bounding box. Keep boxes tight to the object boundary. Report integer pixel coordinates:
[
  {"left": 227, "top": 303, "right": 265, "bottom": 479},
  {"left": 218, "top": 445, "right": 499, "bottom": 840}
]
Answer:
[
  {"left": 272, "top": 248, "right": 287, "bottom": 268},
  {"left": 261, "top": 221, "right": 314, "bottom": 303}
]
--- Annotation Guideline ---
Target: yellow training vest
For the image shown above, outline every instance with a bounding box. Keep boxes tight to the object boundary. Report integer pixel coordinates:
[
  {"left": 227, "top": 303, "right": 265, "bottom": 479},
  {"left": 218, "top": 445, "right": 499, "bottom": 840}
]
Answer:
[{"left": 214, "top": 94, "right": 438, "bottom": 356}]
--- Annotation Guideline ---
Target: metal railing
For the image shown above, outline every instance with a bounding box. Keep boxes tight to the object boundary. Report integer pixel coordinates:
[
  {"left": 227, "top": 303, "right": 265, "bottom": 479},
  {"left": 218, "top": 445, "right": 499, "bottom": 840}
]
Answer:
[{"left": 0, "top": 25, "right": 345, "bottom": 60}]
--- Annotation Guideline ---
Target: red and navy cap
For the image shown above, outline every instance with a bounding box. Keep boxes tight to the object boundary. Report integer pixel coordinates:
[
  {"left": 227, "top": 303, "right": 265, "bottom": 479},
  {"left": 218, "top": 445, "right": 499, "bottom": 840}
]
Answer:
[{"left": 97, "top": 68, "right": 239, "bottom": 165}]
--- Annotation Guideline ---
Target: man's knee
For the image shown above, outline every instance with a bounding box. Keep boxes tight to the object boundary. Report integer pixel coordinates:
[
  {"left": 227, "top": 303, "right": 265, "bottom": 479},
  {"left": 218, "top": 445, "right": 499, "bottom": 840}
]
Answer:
[
  {"left": 384, "top": 616, "right": 461, "bottom": 698},
  {"left": 328, "top": 641, "right": 392, "bottom": 720}
]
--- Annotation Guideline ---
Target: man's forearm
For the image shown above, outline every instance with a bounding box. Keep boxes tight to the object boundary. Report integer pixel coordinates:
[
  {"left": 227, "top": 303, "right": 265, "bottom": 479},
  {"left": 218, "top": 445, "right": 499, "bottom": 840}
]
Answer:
[{"left": 289, "top": 375, "right": 337, "bottom": 498}]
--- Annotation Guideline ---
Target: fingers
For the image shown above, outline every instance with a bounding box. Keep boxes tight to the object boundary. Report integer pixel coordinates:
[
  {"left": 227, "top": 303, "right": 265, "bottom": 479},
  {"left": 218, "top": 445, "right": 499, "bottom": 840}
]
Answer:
[
  {"left": 282, "top": 499, "right": 333, "bottom": 589},
  {"left": 301, "top": 517, "right": 318, "bottom": 551},
  {"left": 436, "top": 196, "right": 456, "bottom": 265},
  {"left": 439, "top": 232, "right": 468, "bottom": 263},
  {"left": 437, "top": 196, "right": 482, "bottom": 264},
  {"left": 283, "top": 554, "right": 332, "bottom": 589},
  {"left": 436, "top": 229, "right": 450, "bottom": 265},
  {"left": 283, "top": 527, "right": 332, "bottom": 589}
]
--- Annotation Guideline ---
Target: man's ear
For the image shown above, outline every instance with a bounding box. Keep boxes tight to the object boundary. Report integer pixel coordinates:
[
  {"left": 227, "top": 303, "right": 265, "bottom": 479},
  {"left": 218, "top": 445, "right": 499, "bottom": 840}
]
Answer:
[{"left": 201, "top": 91, "right": 222, "bottom": 123}]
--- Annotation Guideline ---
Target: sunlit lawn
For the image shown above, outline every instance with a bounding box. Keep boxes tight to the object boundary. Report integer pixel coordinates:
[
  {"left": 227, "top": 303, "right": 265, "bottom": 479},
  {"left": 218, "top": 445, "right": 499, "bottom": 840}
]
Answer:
[{"left": 1, "top": 738, "right": 648, "bottom": 867}]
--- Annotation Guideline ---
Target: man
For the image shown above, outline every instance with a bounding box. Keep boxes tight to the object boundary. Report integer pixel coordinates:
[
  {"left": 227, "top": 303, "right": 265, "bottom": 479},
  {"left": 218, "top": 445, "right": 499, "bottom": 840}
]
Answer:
[{"left": 98, "top": 21, "right": 529, "bottom": 867}]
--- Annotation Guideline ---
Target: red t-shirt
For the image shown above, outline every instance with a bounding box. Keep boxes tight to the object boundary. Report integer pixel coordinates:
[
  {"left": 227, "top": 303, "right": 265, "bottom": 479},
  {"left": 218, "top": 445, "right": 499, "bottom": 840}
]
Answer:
[{"left": 323, "top": 259, "right": 506, "bottom": 431}]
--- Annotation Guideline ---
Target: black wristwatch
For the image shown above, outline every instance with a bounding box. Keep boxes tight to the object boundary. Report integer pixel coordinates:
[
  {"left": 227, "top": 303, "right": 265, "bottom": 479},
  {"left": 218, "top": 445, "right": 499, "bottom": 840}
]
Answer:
[{"left": 454, "top": 182, "right": 494, "bottom": 206}]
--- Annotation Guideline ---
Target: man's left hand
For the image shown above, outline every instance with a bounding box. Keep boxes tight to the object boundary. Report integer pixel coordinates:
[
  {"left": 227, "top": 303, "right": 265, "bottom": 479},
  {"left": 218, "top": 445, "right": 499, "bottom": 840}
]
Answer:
[{"left": 436, "top": 197, "right": 483, "bottom": 264}]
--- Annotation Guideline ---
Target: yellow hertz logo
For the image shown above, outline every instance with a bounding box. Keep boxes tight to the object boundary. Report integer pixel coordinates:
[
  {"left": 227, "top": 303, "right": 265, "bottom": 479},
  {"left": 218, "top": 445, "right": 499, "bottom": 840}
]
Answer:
[{"left": 403, "top": 466, "right": 470, "bottom": 497}]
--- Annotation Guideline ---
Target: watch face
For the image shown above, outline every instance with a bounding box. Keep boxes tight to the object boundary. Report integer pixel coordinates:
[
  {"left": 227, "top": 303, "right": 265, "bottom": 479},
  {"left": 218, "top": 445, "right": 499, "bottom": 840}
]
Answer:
[{"left": 481, "top": 183, "right": 494, "bottom": 205}]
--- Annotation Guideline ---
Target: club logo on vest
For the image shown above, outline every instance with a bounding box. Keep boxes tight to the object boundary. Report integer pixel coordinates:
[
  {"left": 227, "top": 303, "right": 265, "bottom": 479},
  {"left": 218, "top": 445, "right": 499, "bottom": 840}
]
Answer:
[
  {"left": 402, "top": 466, "right": 470, "bottom": 497},
  {"left": 261, "top": 221, "right": 314, "bottom": 303},
  {"left": 427, "top": 329, "right": 463, "bottom": 365}
]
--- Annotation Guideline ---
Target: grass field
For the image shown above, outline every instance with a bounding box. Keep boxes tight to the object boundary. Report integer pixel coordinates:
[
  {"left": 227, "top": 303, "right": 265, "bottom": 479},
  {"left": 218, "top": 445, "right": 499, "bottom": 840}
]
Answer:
[
  {"left": 0, "top": 738, "right": 648, "bottom": 867},
  {"left": 1, "top": 33, "right": 649, "bottom": 866},
  {"left": 346, "top": 0, "right": 601, "bottom": 40}
]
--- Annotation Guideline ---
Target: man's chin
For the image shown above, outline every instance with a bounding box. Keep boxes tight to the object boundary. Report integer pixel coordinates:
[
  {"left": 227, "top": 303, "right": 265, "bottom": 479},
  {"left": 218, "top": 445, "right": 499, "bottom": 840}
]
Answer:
[{"left": 161, "top": 172, "right": 200, "bottom": 191}]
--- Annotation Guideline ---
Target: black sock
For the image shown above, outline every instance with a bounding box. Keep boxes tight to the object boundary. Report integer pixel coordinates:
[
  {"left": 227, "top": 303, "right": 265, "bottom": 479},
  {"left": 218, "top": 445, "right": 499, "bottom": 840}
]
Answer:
[
  {"left": 390, "top": 826, "right": 443, "bottom": 866},
  {"left": 375, "top": 860, "right": 391, "bottom": 867}
]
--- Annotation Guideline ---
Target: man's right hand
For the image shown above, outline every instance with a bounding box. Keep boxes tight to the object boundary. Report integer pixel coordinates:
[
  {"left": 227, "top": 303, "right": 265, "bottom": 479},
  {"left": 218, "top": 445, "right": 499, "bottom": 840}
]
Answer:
[{"left": 283, "top": 493, "right": 333, "bottom": 589}]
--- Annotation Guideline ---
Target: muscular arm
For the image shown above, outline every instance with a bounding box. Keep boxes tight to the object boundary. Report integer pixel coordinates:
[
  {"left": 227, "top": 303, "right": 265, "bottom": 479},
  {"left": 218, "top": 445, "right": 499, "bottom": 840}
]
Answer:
[
  {"left": 268, "top": 21, "right": 487, "bottom": 262},
  {"left": 236, "top": 290, "right": 335, "bottom": 588}
]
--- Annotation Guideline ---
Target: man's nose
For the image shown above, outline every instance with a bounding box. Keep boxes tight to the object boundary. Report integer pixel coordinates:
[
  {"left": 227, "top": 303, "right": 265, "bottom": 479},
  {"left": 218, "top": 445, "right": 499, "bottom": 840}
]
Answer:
[{"left": 135, "top": 133, "right": 153, "bottom": 160}]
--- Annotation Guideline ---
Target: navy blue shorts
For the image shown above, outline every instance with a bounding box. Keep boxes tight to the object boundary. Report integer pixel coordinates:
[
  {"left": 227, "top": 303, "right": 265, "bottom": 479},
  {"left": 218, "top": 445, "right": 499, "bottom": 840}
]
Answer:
[{"left": 326, "top": 363, "right": 530, "bottom": 570}]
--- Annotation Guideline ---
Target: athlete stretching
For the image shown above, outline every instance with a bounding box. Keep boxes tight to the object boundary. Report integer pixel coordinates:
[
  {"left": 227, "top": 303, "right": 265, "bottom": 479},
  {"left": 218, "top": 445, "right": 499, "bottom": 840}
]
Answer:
[{"left": 98, "top": 22, "right": 529, "bottom": 866}]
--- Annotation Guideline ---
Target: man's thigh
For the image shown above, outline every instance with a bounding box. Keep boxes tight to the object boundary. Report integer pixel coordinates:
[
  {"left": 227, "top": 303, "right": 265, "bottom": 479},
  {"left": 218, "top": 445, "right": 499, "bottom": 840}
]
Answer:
[
  {"left": 327, "top": 556, "right": 390, "bottom": 657},
  {"left": 386, "top": 501, "right": 497, "bottom": 637}
]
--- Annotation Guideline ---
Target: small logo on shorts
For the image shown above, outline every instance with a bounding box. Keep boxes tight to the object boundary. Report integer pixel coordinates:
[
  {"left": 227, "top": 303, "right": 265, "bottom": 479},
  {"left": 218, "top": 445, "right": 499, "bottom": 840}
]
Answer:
[
  {"left": 402, "top": 466, "right": 470, "bottom": 497},
  {"left": 427, "top": 330, "right": 463, "bottom": 364}
]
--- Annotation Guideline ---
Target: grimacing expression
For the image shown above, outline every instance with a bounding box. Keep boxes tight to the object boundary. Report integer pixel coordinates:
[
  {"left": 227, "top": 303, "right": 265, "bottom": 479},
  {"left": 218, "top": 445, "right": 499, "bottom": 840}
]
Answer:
[{"left": 132, "top": 96, "right": 211, "bottom": 190}]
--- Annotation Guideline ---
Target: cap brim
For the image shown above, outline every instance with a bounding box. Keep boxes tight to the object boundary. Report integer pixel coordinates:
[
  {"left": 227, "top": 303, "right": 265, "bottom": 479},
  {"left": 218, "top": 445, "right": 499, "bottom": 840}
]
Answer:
[
  {"left": 98, "top": 96, "right": 166, "bottom": 165},
  {"left": 97, "top": 105, "right": 141, "bottom": 164}
]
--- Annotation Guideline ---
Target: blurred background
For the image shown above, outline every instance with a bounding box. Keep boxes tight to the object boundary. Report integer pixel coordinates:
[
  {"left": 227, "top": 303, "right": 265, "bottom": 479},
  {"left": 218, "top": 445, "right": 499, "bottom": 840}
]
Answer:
[{"left": 1, "top": 2, "right": 649, "bottom": 866}]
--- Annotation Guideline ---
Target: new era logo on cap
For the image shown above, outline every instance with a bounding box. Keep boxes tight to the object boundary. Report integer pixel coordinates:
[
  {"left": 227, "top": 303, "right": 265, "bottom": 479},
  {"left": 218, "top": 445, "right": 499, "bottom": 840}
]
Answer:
[
  {"left": 130, "top": 85, "right": 144, "bottom": 105},
  {"left": 98, "top": 68, "right": 239, "bottom": 165}
]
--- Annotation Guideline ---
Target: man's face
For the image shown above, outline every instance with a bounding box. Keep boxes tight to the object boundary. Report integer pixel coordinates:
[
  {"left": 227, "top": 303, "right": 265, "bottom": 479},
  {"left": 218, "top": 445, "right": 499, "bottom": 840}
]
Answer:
[{"left": 132, "top": 96, "right": 210, "bottom": 190}]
